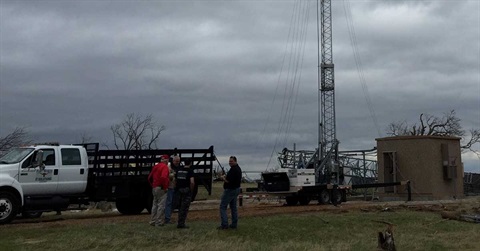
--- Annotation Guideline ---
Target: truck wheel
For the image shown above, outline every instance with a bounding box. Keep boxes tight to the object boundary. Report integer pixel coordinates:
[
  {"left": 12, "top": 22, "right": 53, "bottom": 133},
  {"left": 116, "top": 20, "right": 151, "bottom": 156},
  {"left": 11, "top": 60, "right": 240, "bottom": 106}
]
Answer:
[
  {"left": 341, "top": 190, "right": 347, "bottom": 202},
  {"left": 331, "top": 189, "right": 342, "bottom": 205},
  {"left": 285, "top": 195, "right": 298, "bottom": 206},
  {"left": 318, "top": 190, "right": 330, "bottom": 204},
  {"left": 22, "top": 211, "right": 43, "bottom": 219},
  {"left": 0, "top": 191, "right": 20, "bottom": 224},
  {"left": 298, "top": 196, "right": 311, "bottom": 205},
  {"left": 116, "top": 198, "right": 145, "bottom": 215},
  {"left": 145, "top": 194, "right": 153, "bottom": 214}
]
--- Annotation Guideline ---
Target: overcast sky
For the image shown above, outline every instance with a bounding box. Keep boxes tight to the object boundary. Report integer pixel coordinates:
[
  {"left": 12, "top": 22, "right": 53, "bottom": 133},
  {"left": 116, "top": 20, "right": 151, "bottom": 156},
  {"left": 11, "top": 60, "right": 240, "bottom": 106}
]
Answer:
[{"left": 1, "top": 0, "right": 479, "bottom": 174}]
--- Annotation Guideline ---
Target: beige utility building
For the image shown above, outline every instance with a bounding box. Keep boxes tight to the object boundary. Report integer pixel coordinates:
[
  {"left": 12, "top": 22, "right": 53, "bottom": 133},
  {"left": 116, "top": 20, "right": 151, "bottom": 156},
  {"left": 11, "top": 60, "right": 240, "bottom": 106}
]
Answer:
[{"left": 376, "top": 136, "right": 463, "bottom": 201}]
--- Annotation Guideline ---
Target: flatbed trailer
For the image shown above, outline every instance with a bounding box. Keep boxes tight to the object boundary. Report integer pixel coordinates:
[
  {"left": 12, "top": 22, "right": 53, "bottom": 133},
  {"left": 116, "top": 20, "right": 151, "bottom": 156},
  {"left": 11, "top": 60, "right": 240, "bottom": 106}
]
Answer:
[
  {"left": 83, "top": 144, "right": 215, "bottom": 214},
  {"left": 242, "top": 174, "right": 411, "bottom": 206}
]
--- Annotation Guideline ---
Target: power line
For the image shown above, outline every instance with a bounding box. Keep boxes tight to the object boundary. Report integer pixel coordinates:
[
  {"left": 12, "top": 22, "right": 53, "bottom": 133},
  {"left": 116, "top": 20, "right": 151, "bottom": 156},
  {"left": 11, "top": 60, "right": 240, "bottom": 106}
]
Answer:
[
  {"left": 266, "top": 0, "right": 312, "bottom": 170},
  {"left": 342, "top": 0, "right": 382, "bottom": 137}
]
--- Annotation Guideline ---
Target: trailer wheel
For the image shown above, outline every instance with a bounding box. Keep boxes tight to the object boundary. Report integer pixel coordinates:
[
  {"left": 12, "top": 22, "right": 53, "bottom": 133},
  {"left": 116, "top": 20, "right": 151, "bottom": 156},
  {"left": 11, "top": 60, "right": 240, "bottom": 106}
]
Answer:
[
  {"left": 145, "top": 193, "right": 153, "bottom": 214},
  {"left": 318, "top": 190, "right": 330, "bottom": 204},
  {"left": 341, "top": 190, "right": 347, "bottom": 202},
  {"left": 331, "top": 189, "right": 342, "bottom": 205},
  {"left": 116, "top": 198, "right": 145, "bottom": 215},
  {"left": 285, "top": 196, "right": 299, "bottom": 206},
  {"left": 0, "top": 191, "right": 20, "bottom": 224},
  {"left": 298, "top": 196, "right": 311, "bottom": 205}
]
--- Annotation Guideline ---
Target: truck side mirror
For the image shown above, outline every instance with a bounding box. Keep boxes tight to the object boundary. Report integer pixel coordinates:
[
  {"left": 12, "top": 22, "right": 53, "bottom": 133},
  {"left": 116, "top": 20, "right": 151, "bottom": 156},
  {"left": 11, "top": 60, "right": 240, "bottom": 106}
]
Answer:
[{"left": 35, "top": 150, "right": 44, "bottom": 169}]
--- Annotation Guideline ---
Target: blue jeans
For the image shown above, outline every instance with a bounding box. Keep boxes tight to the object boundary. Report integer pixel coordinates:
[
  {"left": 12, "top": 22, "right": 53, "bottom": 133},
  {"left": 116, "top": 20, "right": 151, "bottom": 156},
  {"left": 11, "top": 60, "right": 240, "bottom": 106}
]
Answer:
[
  {"left": 165, "top": 188, "right": 175, "bottom": 222},
  {"left": 219, "top": 188, "right": 240, "bottom": 228}
]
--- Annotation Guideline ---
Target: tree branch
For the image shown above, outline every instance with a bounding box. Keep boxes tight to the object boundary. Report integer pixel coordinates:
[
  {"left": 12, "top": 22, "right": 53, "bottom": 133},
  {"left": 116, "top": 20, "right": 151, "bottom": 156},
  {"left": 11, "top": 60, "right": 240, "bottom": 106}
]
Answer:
[{"left": 109, "top": 113, "right": 165, "bottom": 150}]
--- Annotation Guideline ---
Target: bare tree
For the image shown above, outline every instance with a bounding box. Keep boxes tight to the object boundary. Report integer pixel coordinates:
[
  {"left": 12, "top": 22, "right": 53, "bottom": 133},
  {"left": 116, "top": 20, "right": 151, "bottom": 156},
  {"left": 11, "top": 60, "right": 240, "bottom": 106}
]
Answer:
[
  {"left": 110, "top": 113, "right": 166, "bottom": 150},
  {"left": 0, "top": 127, "right": 32, "bottom": 154},
  {"left": 79, "top": 132, "right": 93, "bottom": 144},
  {"left": 387, "top": 110, "right": 480, "bottom": 155}
]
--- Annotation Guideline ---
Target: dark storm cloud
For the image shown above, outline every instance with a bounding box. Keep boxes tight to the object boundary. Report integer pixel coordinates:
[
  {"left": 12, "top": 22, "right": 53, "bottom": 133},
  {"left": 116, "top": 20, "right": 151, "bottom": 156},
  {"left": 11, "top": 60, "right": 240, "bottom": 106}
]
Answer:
[{"left": 1, "top": 0, "right": 478, "bottom": 172}]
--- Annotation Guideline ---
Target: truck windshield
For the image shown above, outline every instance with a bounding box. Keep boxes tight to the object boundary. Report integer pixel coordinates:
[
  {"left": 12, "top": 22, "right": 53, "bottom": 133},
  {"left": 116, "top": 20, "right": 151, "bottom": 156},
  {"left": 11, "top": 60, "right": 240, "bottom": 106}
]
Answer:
[{"left": 0, "top": 148, "right": 34, "bottom": 164}]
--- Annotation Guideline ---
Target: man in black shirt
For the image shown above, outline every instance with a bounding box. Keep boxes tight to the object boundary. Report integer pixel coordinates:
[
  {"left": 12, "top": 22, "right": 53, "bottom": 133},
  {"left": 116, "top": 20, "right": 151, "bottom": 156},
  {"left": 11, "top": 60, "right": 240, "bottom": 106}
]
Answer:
[
  {"left": 175, "top": 158, "right": 195, "bottom": 229},
  {"left": 218, "top": 156, "right": 242, "bottom": 230}
]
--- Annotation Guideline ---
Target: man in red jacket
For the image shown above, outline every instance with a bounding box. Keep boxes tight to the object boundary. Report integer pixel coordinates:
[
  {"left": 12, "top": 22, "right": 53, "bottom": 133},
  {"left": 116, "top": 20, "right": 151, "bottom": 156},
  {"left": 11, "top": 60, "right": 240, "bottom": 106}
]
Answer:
[{"left": 148, "top": 154, "right": 170, "bottom": 227}]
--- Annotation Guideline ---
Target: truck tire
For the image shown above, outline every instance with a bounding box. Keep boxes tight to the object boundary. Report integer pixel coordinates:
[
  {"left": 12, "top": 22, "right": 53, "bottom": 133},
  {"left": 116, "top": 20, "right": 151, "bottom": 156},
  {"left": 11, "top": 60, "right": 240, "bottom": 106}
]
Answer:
[
  {"left": 341, "top": 189, "right": 347, "bottom": 202},
  {"left": 331, "top": 189, "right": 342, "bottom": 205},
  {"left": 145, "top": 194, "right": 153, "bottom": 214},
  {"left": 318, "top": 190, "right": 330, "bottom": 204},
  {"left": 0, "top": 191, "right": 20, "bottom": 224},
  {"left": 285, "top": 195, "right": 299, "bottom": 206},
  {"left": 22, "top": 211, "right": 43, "bottom": 219},
  {"left": 298, "top": 196, "right": 311, "bottom": 205},
  {"left": 116, "top": 198, "right": 145, "bottom": 215}
]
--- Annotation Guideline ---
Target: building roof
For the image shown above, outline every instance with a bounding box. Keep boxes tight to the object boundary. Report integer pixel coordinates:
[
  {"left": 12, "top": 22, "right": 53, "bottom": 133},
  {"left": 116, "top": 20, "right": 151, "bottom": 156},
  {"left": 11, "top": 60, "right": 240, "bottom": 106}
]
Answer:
[{"left": 375, "top": 135, "right": 462, "bottom": 141}]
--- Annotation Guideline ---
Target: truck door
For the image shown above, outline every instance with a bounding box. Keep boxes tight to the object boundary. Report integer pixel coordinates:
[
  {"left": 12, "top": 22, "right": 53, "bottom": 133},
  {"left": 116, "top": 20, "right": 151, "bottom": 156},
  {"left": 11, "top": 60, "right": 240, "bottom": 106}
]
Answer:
[
  {"left": 19, "top": 148, "right": 59, "bottom": 195},
  {"left": 56, "top": 147, "right": 88, "bottom": 194}
]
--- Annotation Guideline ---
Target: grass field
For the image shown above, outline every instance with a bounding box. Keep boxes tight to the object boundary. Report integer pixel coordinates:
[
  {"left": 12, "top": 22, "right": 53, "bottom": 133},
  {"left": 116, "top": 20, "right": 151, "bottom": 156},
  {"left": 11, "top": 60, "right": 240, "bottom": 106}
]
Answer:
[
  {"left": 1, "top": 210, "right": 479, "bottom": 251},
  {"left": 1, "top": 183, "right": 479, "bottom": 250}
]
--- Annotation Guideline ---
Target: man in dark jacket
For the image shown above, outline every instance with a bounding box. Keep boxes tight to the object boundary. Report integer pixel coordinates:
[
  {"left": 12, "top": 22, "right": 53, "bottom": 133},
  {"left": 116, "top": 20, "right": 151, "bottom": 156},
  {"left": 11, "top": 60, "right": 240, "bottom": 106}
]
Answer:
[
  {"left": 218, "top": 156, "right": 242, "bottom": 230},
  {"left": 175, "top": 158, "right": 195, "bottom": 229}
]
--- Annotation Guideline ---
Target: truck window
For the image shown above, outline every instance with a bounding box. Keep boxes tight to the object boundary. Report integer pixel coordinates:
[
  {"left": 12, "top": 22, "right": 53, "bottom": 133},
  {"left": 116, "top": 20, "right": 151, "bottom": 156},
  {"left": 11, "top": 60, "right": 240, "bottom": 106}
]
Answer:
[
  {"left": 21, "top": 154, "right": 35, "bottom": 168},
  {"left": 0, "top": 148, "right": 34, "bottom": 164},
  {"left": 61, "top": 148, "right": 81, "bottom": 165},
  {"left": 42, "top": 149, "right": 56, "bottom": 166}
]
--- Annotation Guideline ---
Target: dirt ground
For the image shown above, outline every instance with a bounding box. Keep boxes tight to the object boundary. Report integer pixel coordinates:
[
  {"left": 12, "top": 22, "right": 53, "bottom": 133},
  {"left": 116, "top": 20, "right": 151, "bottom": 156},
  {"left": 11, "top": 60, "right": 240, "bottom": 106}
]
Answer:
[{"left": 6, "top": 195, "right": 479, "bottom": 228}]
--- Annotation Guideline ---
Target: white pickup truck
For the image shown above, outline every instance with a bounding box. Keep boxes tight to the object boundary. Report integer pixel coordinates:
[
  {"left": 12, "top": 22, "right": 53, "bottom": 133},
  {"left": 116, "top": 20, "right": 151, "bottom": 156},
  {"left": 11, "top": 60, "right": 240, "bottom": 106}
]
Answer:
[{"left": 0, "top": 143, "right": 215, "bottom": 224}]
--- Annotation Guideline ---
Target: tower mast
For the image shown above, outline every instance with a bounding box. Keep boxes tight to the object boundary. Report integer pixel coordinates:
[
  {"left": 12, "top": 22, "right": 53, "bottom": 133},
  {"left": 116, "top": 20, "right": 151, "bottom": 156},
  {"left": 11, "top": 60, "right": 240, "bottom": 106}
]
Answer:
[{"left": 317, "top": 0, "right": 339, "bottom": 184}]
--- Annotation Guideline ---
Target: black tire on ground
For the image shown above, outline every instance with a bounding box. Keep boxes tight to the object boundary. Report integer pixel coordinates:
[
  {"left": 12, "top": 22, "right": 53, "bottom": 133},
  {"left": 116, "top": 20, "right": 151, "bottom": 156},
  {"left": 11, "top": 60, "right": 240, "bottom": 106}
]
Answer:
[
  {"left": 116, "top": 198, "right": 145, "bottom": 215},
  {"left": 331, "top": 189, "right": 342, "bottom": 205},
  {"left": 341, "top": 190, "right": 347, "bottom": 202},
  {"left": 298, "top": 196, "right": 311, "bottom": 205},
  {"left": 285, "top": 195, "right": 299, "bottom": 206},
  {"left": 0, "top": 191, "right": 20, "bottom": 224},
  {"left": 318, "top": 190, "right": 330, "bottom": 204},
  {"left": 22, "top": 211, "right": 43, "bottom": 219},
  {"left": 145, "top": 193, "right": 153, "bottom": 214}
]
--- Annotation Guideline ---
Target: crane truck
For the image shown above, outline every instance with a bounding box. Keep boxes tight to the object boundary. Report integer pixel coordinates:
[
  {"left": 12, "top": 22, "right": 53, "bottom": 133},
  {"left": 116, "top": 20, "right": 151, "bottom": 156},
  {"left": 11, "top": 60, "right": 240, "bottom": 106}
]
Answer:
[{"left": 256, "top": 0, "right": 410, "bottom": 204}]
